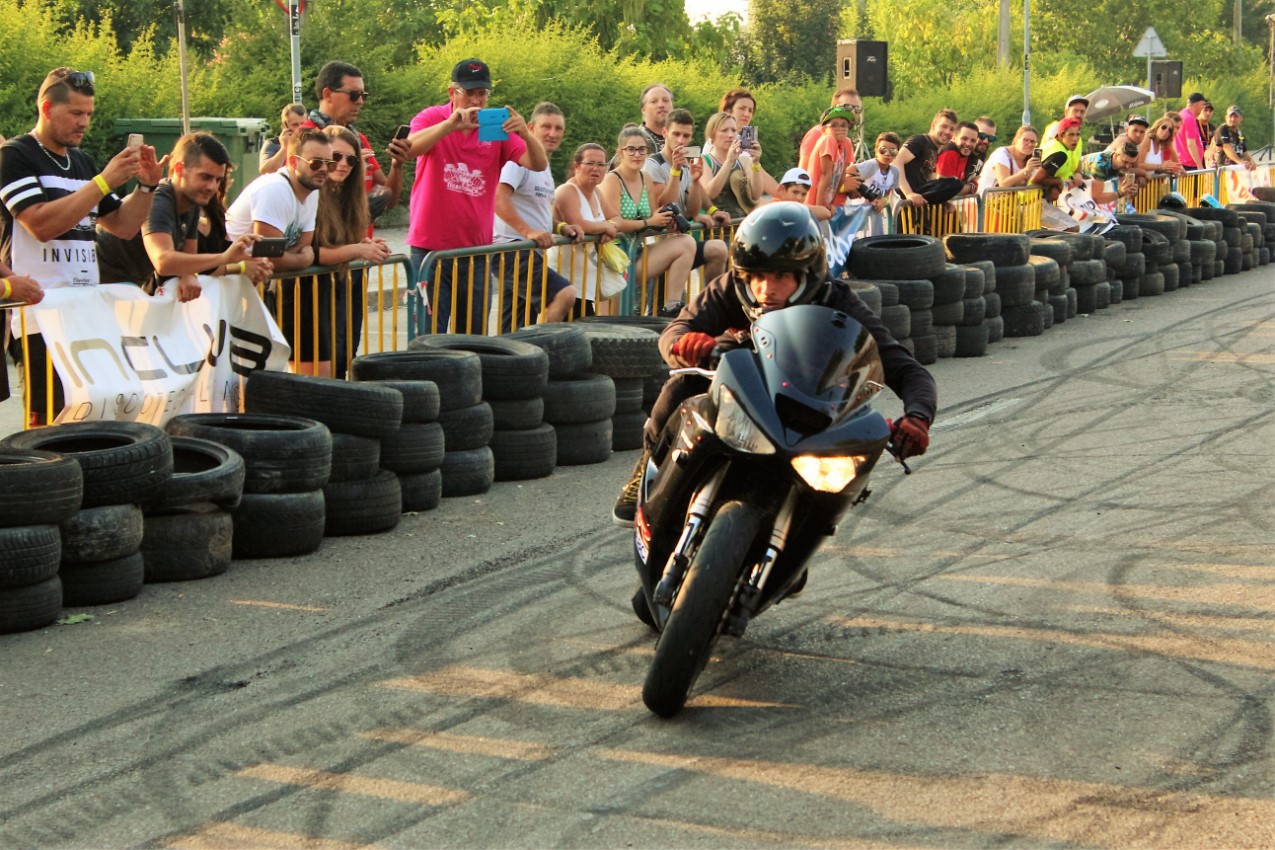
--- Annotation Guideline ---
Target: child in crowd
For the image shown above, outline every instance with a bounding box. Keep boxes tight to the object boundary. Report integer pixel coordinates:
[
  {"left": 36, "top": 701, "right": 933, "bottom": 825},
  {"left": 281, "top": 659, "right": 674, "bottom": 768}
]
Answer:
[
  {"left": 774, "top": 168, "right": 832, "bottom": 220},
  {"left": 851, "top": 132, "right": 902, "bottom": 214},
  {"left": 806, "top": 105, "right": 859, "bottom": 213}
]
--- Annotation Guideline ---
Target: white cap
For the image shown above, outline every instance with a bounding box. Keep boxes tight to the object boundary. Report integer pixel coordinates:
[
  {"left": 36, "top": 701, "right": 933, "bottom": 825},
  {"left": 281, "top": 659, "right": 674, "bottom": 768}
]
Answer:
[{"left": 779, "top": 167, "right": 812, "bottom": 187}]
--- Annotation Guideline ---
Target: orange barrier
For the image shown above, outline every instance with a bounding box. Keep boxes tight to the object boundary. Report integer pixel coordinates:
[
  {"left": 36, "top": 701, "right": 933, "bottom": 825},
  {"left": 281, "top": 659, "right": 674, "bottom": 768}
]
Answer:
[
  {"left": 1132, "top": 175, "right": 1172, "bottom": 213},
  {"left": 896, "top": 195, "right": 980, "bottom": 238},
  {"left": 1176, "top": 170, "right": 1214, "bottom": 207},
  {"left": 981, "top": 186, "right": 1044, "bottom": 233}
]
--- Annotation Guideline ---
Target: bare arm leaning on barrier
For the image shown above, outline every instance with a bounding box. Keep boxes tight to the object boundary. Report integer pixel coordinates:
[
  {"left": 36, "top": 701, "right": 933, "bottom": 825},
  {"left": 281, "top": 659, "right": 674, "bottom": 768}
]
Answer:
[{"left": 0, "top": 259, "right": 41, "bottom": 304}]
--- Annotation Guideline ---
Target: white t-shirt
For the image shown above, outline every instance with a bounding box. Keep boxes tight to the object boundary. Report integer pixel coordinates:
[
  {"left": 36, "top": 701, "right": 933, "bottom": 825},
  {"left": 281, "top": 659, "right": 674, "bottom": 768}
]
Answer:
[
  {"left": 852, "top": 158, "right": 899, "bottom": 199},
  {"left": 493, "top": 162, "right": 556, "bottom": 243},
  {"left": 225, "top": 171, "right": 318, "bottom": 247},
  {"left": 977, "top": 146, "right": 1017, "bottom": 194}
]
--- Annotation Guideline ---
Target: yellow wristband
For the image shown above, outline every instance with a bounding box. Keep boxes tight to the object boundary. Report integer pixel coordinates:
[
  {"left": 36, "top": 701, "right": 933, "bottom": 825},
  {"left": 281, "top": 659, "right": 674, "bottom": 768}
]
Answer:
[
  {"left": 92, "top": 174, "right": 111, "bottom": 196},
  {"left": 750, "top": 164, "right": 761, "bottom": 172},
  {"left": 228, "top": 261, "right": 246, "bottom": 276},
  {"left": 706, "top": 205, "right": 719, "bottom": 215},
  {"left": 555, "top": 222, "right": 566, "bottom": 235},
  {"left": 669, "top": 168, "right": 682, "bottom": 177},
  {"left": 1, "top": 277, "right": 11, "bottom": 300}
]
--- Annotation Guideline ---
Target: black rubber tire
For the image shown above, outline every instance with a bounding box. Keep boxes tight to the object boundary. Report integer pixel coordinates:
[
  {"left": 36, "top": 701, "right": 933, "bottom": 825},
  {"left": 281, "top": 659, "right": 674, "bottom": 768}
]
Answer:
[
  {"left": 166, "top": 414, "right": 331, "bottom": 495},
  {"left": 490, "top": 425, "right": 557, "bottom": 481},
  {"left": 437, "top": 401, "right": 494, "bottom": 452},
  {"left": 328, "top": 433, "right": 381, "bottom": 483},
  {"left": 856, "top": 280, "right": 900, "bottom": 306},
  {"left": 1028, "top": 255, "right": 1061, "bottom": 293},
  {"left": 1046, "top": 294, "right": 1068, "bottom": 326},
  {"left": 958, "top": 296, "right": 987, "bottom": 327},
  {"left": 985, "top": 315, "right": 1004, "bottom": 343},
  {"left": 929, "top": 264, "right": 966, "bottom": 305},
  {"left": 910, "top": 333, "right": 938, "bottom": 365},
  {"left": 0, "top": 577, "right": 62, "bottom": 634},
  {"left": 60, "top": 504, "right": 143, "bottom": 564},
  {"left": 847, "top": 281, "right": 882, "bottom": 315},
  {"left": 141, "top": 507, "right": 232, "bottom": 582},
  {"left": 1103, "top": 240, "right": 1127, "bottom": 272},
  {"left": 578, "top": 324, "right": 665, "bottom": 379},
  {"left": 644, "top": 366, "right": 669, "bottom": 409},
  {"left": 542, "top": 373, "right": 617, "bottom": 424},
  {"left": 643, "top": 501, "right": 761, "bottom": 717},
  {"left": 613, "top": 377, "right": 645, "bottom": 414},
  {"left": 323, "top": 470, "right": 402, "bottom": 536},
  {"left": 398, "top": 468, "right": 443, "bottom": 512},
  {"left": 930, "top": 299, "right": 964, "bottom": 326},
  {"left": 362, "top": 380, "right": 441, "bottom": 424},
  {"left": 1139, "top": 271, "right": 1165, "bottom": 296},
  {"left": 61, "top": 551, "right": 144, "bottom": 606},
  {"left": 964, "top": 260, "right": 996, "bottom": 293},
  {"left": 0, "top": 450, "right": 82, "bottom": 528},
  {"left": 380, "top": 422, "right": 446, "bottom": 474},
  {"left": 1038, "top": 298, "right": 1053, "bottom": 330},
  {"left": 231, "top": 490, "right": 325, "bottom": 559},
  {"left": 488, "top": 396, "right": 544, "bottom": 430},
  {"left": 891, "top": 279, "right": 935, "bottom": 309},
  {"left": 1142, "top": 230, "right": 1172, "bottom": 265},
  {"left": 995, "top": 263, "right": 1036, "bottom": 307},
  {"left": 1028, "top": 238, "right": 1073, "bottom": 267},
  {"left": 507, "top": 323, "right": 593, "bottom": 379},
  {"left": 1171, "top": 237, "right": 1191, "bottom": 264},
  {"left": 244, "top": 371, "right": 403, "bottom": 439},
  {"left": 983, "top": 291, "right": 1001, "bottom": 318},
  {"left": 1074, "top": 284, "right": 1099, "bottom": 314},
  {"left": 1095, "top": 281, "right": 1112, "bottom": 309},
  {"left": 1160, "top": 264, "right": 1180, "bottom": 292},
  {"left": 953, "top": 322, "right": 990, "bottom": 357},
  {"left": 909, "top": 308, "right": 934, "bottom": 338},
  {"left": 553, "top": 419, "right": 613, "bottom": 466},
  {"left": 408, "top": 334, "right": 549, "bottom": 400},
  {"left": 1069, "top": 258, "right": 1106, "bottom": 287},
  {"left": 1124, "top": 252, "right": 1146, "bottom": 277},
  {"left": 1002, "top": 303, "right": 1044, "bottom": 337},
  {"left": 573, "top": 315, "right": 671, "bottom": 332},
  {"left": 934, "top": 323, "right": 956, "bottom": 358},
  {"left": 848, "top": 234, "right": 947, "bottom": 280},
  {"left": 145, "top": 437, "right": 245, "bottom": 511},
  {"left": 879, "top": 304, "right": 911, "bottom": 339},
  {"left": 1117, "top": 212, "right": 1184, "bottom": 241},
  {"left": 0, "top": 525, "right": 61, "bottom": 589},
  {"left": 440, "top": 447, "right": 495, "bottom": 496},
  {"left": 944, "top": 233, "right": 1030, "bottom": 266},
  {"left": 1187, "top": 206, "right": 1242, "bottom": 228},
  {"left": 350, "top": 350, "right": 482, "bottom": 411},
  {"left": 611, "top": 410, "right": 647, "bottom": 451},
  {"left": 1104, "top": 225, "right": 1143, "bottom": 254},
  {"left": 957, "top": 266, "right": 985, "bottom": 299},
  {"left": 1026, "top": 230, "right": 1097, "bottom": 260},
  {"left": 1, "top": 422, "right": 172, "bottom": 509}
]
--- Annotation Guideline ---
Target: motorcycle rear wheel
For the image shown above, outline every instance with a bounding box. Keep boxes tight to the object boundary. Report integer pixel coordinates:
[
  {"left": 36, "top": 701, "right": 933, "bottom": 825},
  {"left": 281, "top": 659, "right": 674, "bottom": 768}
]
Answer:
[{"left": 642, "top": 501, "right": 763, "bottom": 717}]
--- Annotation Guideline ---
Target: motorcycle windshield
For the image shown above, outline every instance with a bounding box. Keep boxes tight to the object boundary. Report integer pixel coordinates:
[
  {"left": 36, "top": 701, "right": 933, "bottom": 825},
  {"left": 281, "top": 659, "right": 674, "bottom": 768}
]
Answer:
[{"left": 749, "top": 305, "right": 885, "bottom": 429}]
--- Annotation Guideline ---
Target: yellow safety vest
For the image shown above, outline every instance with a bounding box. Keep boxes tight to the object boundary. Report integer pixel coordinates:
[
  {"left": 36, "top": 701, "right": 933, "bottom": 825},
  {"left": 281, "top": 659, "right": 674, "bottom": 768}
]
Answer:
[{"left": 1039, "top": 138, "right": 1083, "bottom": 180}]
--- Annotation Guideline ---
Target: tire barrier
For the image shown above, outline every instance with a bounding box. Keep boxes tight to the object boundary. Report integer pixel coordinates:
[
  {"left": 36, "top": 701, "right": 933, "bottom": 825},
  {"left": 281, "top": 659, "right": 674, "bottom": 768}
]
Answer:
[{"left": 0, "top": 450, "right": 81, "bottom": 633}]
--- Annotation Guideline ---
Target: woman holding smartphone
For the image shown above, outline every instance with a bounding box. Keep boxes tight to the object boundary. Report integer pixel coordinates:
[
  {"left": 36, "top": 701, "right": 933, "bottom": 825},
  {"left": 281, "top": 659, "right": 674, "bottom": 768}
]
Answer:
[
  {"left": 977, "top": 126, "right": 1042, "bottom": 193},
  {"left": 700, "top": 112, "right": 763, "bottom": 220}
]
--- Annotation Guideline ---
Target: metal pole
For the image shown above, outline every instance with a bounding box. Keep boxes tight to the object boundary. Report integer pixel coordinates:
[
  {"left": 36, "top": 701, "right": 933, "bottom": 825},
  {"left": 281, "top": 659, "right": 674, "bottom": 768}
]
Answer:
[
  {"left": 998, "top": 0, "right": 1011, "bottom": 67},
  {"left": 289, "top": 0, "right": 303, "bottom": 105},
  {"left": 1022, "top": 0, "right": 1031, "bottom": 125},
  {"left": 175, "top": 0, "right": 190, "bottom": 133}
]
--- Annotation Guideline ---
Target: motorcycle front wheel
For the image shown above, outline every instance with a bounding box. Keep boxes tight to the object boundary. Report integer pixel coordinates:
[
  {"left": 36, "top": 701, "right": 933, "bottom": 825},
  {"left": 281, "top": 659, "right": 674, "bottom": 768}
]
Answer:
[{"left": 642, "top": 500, "right": 763, "bottom": 717}]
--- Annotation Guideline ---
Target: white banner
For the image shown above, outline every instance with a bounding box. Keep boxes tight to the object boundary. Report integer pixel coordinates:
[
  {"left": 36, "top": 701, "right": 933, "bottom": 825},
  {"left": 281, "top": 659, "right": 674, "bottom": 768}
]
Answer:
[
  {"left": 27, "top": 276, "right": 292, "bottom": 426},
  {"left": 1220, "top": 164, "right": 1272, "bottom": 202}
]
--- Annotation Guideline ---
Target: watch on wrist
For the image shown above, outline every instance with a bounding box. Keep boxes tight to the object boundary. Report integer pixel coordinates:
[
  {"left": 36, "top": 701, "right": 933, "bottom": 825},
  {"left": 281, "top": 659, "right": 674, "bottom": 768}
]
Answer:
[{"left": 137, "top": 182, "right": 158, "bottom": 194}]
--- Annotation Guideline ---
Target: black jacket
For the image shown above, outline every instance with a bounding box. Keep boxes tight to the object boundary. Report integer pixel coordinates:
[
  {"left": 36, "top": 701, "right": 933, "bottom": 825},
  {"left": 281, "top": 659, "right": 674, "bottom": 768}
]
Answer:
[{"left": 659, "top": 274, "right": 938, "bottom": 424}]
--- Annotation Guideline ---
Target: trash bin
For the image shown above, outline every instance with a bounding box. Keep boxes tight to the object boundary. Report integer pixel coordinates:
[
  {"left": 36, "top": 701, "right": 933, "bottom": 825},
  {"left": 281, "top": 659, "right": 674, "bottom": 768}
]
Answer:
[{"left": 113, "top": 117, "right": 269, "bottom": 205}]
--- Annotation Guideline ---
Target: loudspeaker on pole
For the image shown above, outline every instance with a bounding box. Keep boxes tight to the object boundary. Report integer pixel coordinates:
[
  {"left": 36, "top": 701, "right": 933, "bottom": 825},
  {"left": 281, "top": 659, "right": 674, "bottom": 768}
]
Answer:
[
  {"left": 1150, "top": 60, "right": 1183, "bottom": 99},
  {"left": 835, "top": 40, "right": 888, "bottom": 98}
]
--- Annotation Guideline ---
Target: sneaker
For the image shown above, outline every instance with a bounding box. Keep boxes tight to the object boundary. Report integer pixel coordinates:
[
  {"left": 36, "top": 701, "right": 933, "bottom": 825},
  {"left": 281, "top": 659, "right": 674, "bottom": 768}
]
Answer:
[
  {"left": 612, "top": 449, "right": 648, "bottom": 528},
  {"left": 657, "top": 301, "right": 685, "bottom": 318}
]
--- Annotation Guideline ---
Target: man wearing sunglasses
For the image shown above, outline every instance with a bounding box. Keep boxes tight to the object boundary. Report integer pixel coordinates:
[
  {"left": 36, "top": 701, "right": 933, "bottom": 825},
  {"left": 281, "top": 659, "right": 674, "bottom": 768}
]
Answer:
[
  {"left": 301, "top": 61, "right": 403, "bottom": 231},
  {"left": 393, "top": 58, "right": 548, "bottom": 334},
  {"left": 966, "top": 116, "right": 997, "bottom": 181},
  {"left": 0, "top": 66, "right": 165, "bottom": 424}
]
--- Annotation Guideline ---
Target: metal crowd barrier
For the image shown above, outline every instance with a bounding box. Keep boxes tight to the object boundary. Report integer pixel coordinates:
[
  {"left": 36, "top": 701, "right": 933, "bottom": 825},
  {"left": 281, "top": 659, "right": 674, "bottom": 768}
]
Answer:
[
  {"left": 1176, "top": 170, "right": 1214, "bottom": 207},
  {"left": 980, "top": 186, "right": 1044, "bottom": 233},
  {"left": 896, "top": 195, "right": 981, "bottom": 238},
  {"left": 411, "top": 221, "right": 740, "bottom": 338},
  {"left": 1217, "top": 162, "right": 1273, "bottom": 205},
  {"left": 1132, "top": 174, "right": 1172, "bottom": 213}
]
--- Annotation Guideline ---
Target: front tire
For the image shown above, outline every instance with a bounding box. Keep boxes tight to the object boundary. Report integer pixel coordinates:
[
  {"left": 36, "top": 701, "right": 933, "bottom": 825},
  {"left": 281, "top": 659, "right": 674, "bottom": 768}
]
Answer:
[{"left": 642, "top": 501, "right": 763, "bottom": 718}]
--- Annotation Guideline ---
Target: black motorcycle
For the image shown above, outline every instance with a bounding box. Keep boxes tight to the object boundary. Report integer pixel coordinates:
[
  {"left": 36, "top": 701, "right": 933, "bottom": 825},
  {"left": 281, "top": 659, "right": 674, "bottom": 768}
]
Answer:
[{"left": 633, "top": 304, "right": 897, "bottom": 717}]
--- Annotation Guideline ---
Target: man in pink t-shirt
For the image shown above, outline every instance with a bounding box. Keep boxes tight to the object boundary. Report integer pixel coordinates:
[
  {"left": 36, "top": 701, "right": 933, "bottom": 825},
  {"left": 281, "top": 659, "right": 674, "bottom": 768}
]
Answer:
[
  {"left": 388, "top": 59, "right": 547, "bottom": 333},
  {"left": 1174, "top": 93, "right": 1208, "bottom": 170}
]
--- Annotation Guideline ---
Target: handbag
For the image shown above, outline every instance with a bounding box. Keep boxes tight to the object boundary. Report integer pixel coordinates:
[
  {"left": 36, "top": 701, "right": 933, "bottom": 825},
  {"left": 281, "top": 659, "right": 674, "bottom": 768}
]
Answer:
[{"left": 597, "top": 239, "right": 630, "bottom": 275}]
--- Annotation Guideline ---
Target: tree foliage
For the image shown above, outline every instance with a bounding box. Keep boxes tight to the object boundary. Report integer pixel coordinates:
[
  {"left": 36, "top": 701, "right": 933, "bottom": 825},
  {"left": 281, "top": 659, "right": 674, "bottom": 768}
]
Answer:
[{"left": 742, "top": 0, "right": 842, "bottom": 84}]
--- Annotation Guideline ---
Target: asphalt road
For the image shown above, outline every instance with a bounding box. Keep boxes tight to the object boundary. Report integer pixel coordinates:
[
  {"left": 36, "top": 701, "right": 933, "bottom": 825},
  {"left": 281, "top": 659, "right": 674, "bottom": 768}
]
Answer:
[{"left": 2, "top": 266, "right": 1274, "bottom": 849}]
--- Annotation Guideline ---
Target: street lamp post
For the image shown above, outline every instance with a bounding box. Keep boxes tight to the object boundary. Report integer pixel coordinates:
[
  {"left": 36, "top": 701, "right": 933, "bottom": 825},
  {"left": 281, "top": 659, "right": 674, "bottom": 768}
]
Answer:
[{"left": 1022, "top": 0, "right": 1031, "bottom": 125}]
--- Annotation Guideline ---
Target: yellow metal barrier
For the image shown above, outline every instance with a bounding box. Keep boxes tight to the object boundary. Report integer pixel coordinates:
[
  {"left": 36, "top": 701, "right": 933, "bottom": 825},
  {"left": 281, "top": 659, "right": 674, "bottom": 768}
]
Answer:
[
  {"left": 1216, "top": 163, "right": 1273, "bottom": 205},
  {"left": 896, "top": 195, "right": 980, "bottom": 237},
  {"left": 981, "top": 186, "right": 1044, "bottom": 233},
  {"left": 1132, "top": 175, "right": 1172, "bottom": 213},
  {"left": 1177, "top": 170, "right": 1214, "bottom": 207}
]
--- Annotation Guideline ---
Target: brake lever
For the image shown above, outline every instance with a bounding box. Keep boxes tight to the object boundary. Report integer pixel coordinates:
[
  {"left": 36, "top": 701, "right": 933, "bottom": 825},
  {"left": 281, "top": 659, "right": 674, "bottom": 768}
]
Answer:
[{"left": 887, "top": 441, "right": 913, "bottom": 475}]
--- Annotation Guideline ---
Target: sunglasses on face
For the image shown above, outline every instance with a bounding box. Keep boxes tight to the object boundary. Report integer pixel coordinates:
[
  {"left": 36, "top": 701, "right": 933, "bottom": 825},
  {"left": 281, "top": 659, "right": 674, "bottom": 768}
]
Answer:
[
  {"left": 877, "top": 146, "right": 898, "bottom": 155},
  {"left": 296, "top": 156, "right": 337, "bottom": 171},
  {"left": 331, "top": 153, "right": 360, "bottom": 167},
  {"left": 621, "top": 146, "right": 649, "bottom": 157},
  {"left": 333, "top": 89, "right": 370, "bottom": 102},
  {"left": 978, "top": 132, "right": 997, "bottom": 142}
]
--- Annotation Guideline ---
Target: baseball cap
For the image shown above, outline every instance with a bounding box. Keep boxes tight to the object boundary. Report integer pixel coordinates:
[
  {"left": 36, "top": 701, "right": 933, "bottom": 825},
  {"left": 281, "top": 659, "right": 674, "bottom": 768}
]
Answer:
[
  {"left": 1187, "top": 92, "right": 1206, "bottom": 104},
  {"left": 1065, "top": 94, "right": 1089, "bottom": 108},
  {"left": 820, "top": 105, "right": 857, "bottom": 125},
  {"left": 1126, "top": 115, "right": 1149, "bottom": 127},
  {"left": 1227, "top": 104, "right": 1244, "bottom": 116},
  {"left": 779, "top": 167, "right": 812, "bottom": 187},
  {"left": 1057, "top": 117, "right": 1083, "bottom": 133},
  {"left": 451, "top": 59, "right": 492, "bottom": 90}
]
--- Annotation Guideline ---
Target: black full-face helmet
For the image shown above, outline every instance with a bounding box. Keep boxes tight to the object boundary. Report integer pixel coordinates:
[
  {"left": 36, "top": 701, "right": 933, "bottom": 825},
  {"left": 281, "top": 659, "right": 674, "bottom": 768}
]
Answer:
[
  {"left": 730, "top": 202, "right": 828, "bottom": 321},
  {"left": 1158, "top": 191, "right": 1187, "bottom": 210}
]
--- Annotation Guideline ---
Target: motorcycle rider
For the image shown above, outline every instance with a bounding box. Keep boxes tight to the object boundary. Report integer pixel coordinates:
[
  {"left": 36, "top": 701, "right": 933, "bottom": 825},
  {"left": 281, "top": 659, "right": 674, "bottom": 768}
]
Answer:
[{"left": 613, "top": 201, "right": 938, "bottom": 526}]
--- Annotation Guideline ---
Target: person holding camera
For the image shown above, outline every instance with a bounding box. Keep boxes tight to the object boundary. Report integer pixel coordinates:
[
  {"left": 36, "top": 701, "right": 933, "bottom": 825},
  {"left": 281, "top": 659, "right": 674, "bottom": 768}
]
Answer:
[
  {"left": 644, "top": 109, "right": 729, "bottom": 284},
  {"left": 977, "top": 126, "right": 1042, "bottom": 194},
  {"left": 700, "top": 112, "right": 763, "bottom": 221},
  {"left": 599, "top": 126, "right": 696, "bottom": 315}
]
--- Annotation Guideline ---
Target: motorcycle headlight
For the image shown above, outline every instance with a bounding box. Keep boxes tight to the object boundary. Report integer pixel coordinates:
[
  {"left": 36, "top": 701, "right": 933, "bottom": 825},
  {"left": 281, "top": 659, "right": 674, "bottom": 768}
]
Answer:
[
  {"left": 791, "top": 455, "right": 867, "bottom": 492},
  {"left": 714, "top": 386, "right": 775, "bottom": 455}
]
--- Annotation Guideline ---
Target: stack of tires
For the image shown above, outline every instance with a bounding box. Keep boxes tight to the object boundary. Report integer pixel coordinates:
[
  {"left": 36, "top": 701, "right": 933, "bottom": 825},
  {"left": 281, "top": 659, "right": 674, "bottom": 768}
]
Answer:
[
  {"left": 2, "top": 422, "right": 173, "bottom": 606},
  {"left": 244, "top": 372, "right": 405, "bottom": 536},
  {"left": 1228, "top": 202, "right": 1275, "bottom": 266},
  {"left": 140, "top": 437, "right": 243, "bottom": 582},
  {"left": 927, "top": 264, "right": 968, "bottom": 358},
  {"left": 857, "top": 280, "right": 911, "bottom": 351},
  {"left": 1101, "top": 234, "right": 1127, "bottom": 303},
  {"left": 1187, "top": 207, "right": 1238, "bottom": 277},
  {"left": 352, "top": 350, "right": 484, "bottom": 500},
  {"left": 1031, "top": 231, "right": 1104, "bottom": 319},
  {"left": 945, "top": 234, "right": 1043, "bottom": 339},
  {"left": 1159, "top": 210, "right": 1213, "bottom": 284},
  {"left": 167, "top": 414, "right": 330, "bottom": 559},
  {"left": 0, "top": 450, "right": 81, "bottom": 633},
  {"left": 847, "top": 235, "right": 948, "bottom": 365},
  {"left": 1234, "top": 211, "right": 1264, "bottom": 270},
  {"left": 959, "top": 260, "right": 1000, "bottom": 351},
  {"left": 408, "top": 335, "right": 554, "bottom": 483},
  {"left": 1116, "top": 213, "right": 1188, "bottom": 295},
  {"left": 574, "top": 321, "right": 665, "bottom": 451},
  {"left": 509, "top": 324, "right": 614, "bottom": 466},
  {"left": 1105, "top": 224, "right": 1145, "bottom": 299}
]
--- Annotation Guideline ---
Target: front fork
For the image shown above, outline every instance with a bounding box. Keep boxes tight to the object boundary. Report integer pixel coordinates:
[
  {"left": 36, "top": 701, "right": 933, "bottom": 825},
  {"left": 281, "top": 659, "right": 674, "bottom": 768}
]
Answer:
[
  {"left": 652, "top": 465, "right": 728, "bottom": 607},
  {"left": 725, "top": 486, "right": 799, "bottom": 637}
]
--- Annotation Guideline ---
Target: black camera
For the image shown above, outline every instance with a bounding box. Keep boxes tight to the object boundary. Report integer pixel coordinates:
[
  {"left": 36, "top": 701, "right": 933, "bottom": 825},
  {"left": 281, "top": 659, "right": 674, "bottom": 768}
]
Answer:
[
  {"left": 857, "top": 182, "right": 883, "bottom": 202},
  {"left": 661, "top": 202, "right": 692, "bottom": 233}
]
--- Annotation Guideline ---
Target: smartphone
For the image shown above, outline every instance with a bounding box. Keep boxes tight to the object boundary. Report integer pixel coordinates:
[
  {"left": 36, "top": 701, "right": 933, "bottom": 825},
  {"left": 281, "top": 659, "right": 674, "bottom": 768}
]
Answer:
[
  {"left": 127, "top": 133, "right": 144, "bottom": 149},
  {"left": 251, "top": 237, "right": 288, "bottom": 258},
  {"left": 394, "top": 124, "right": 410, "bottom": 141},
  {"left": 738, "top": 125, "right": 756, "bottom": 151},
  {"left": 477, "top": 107, "right": 510, "bottom": 142},
  {"left": 682, "top": 145, "right": 702, "bottom": 159}
]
